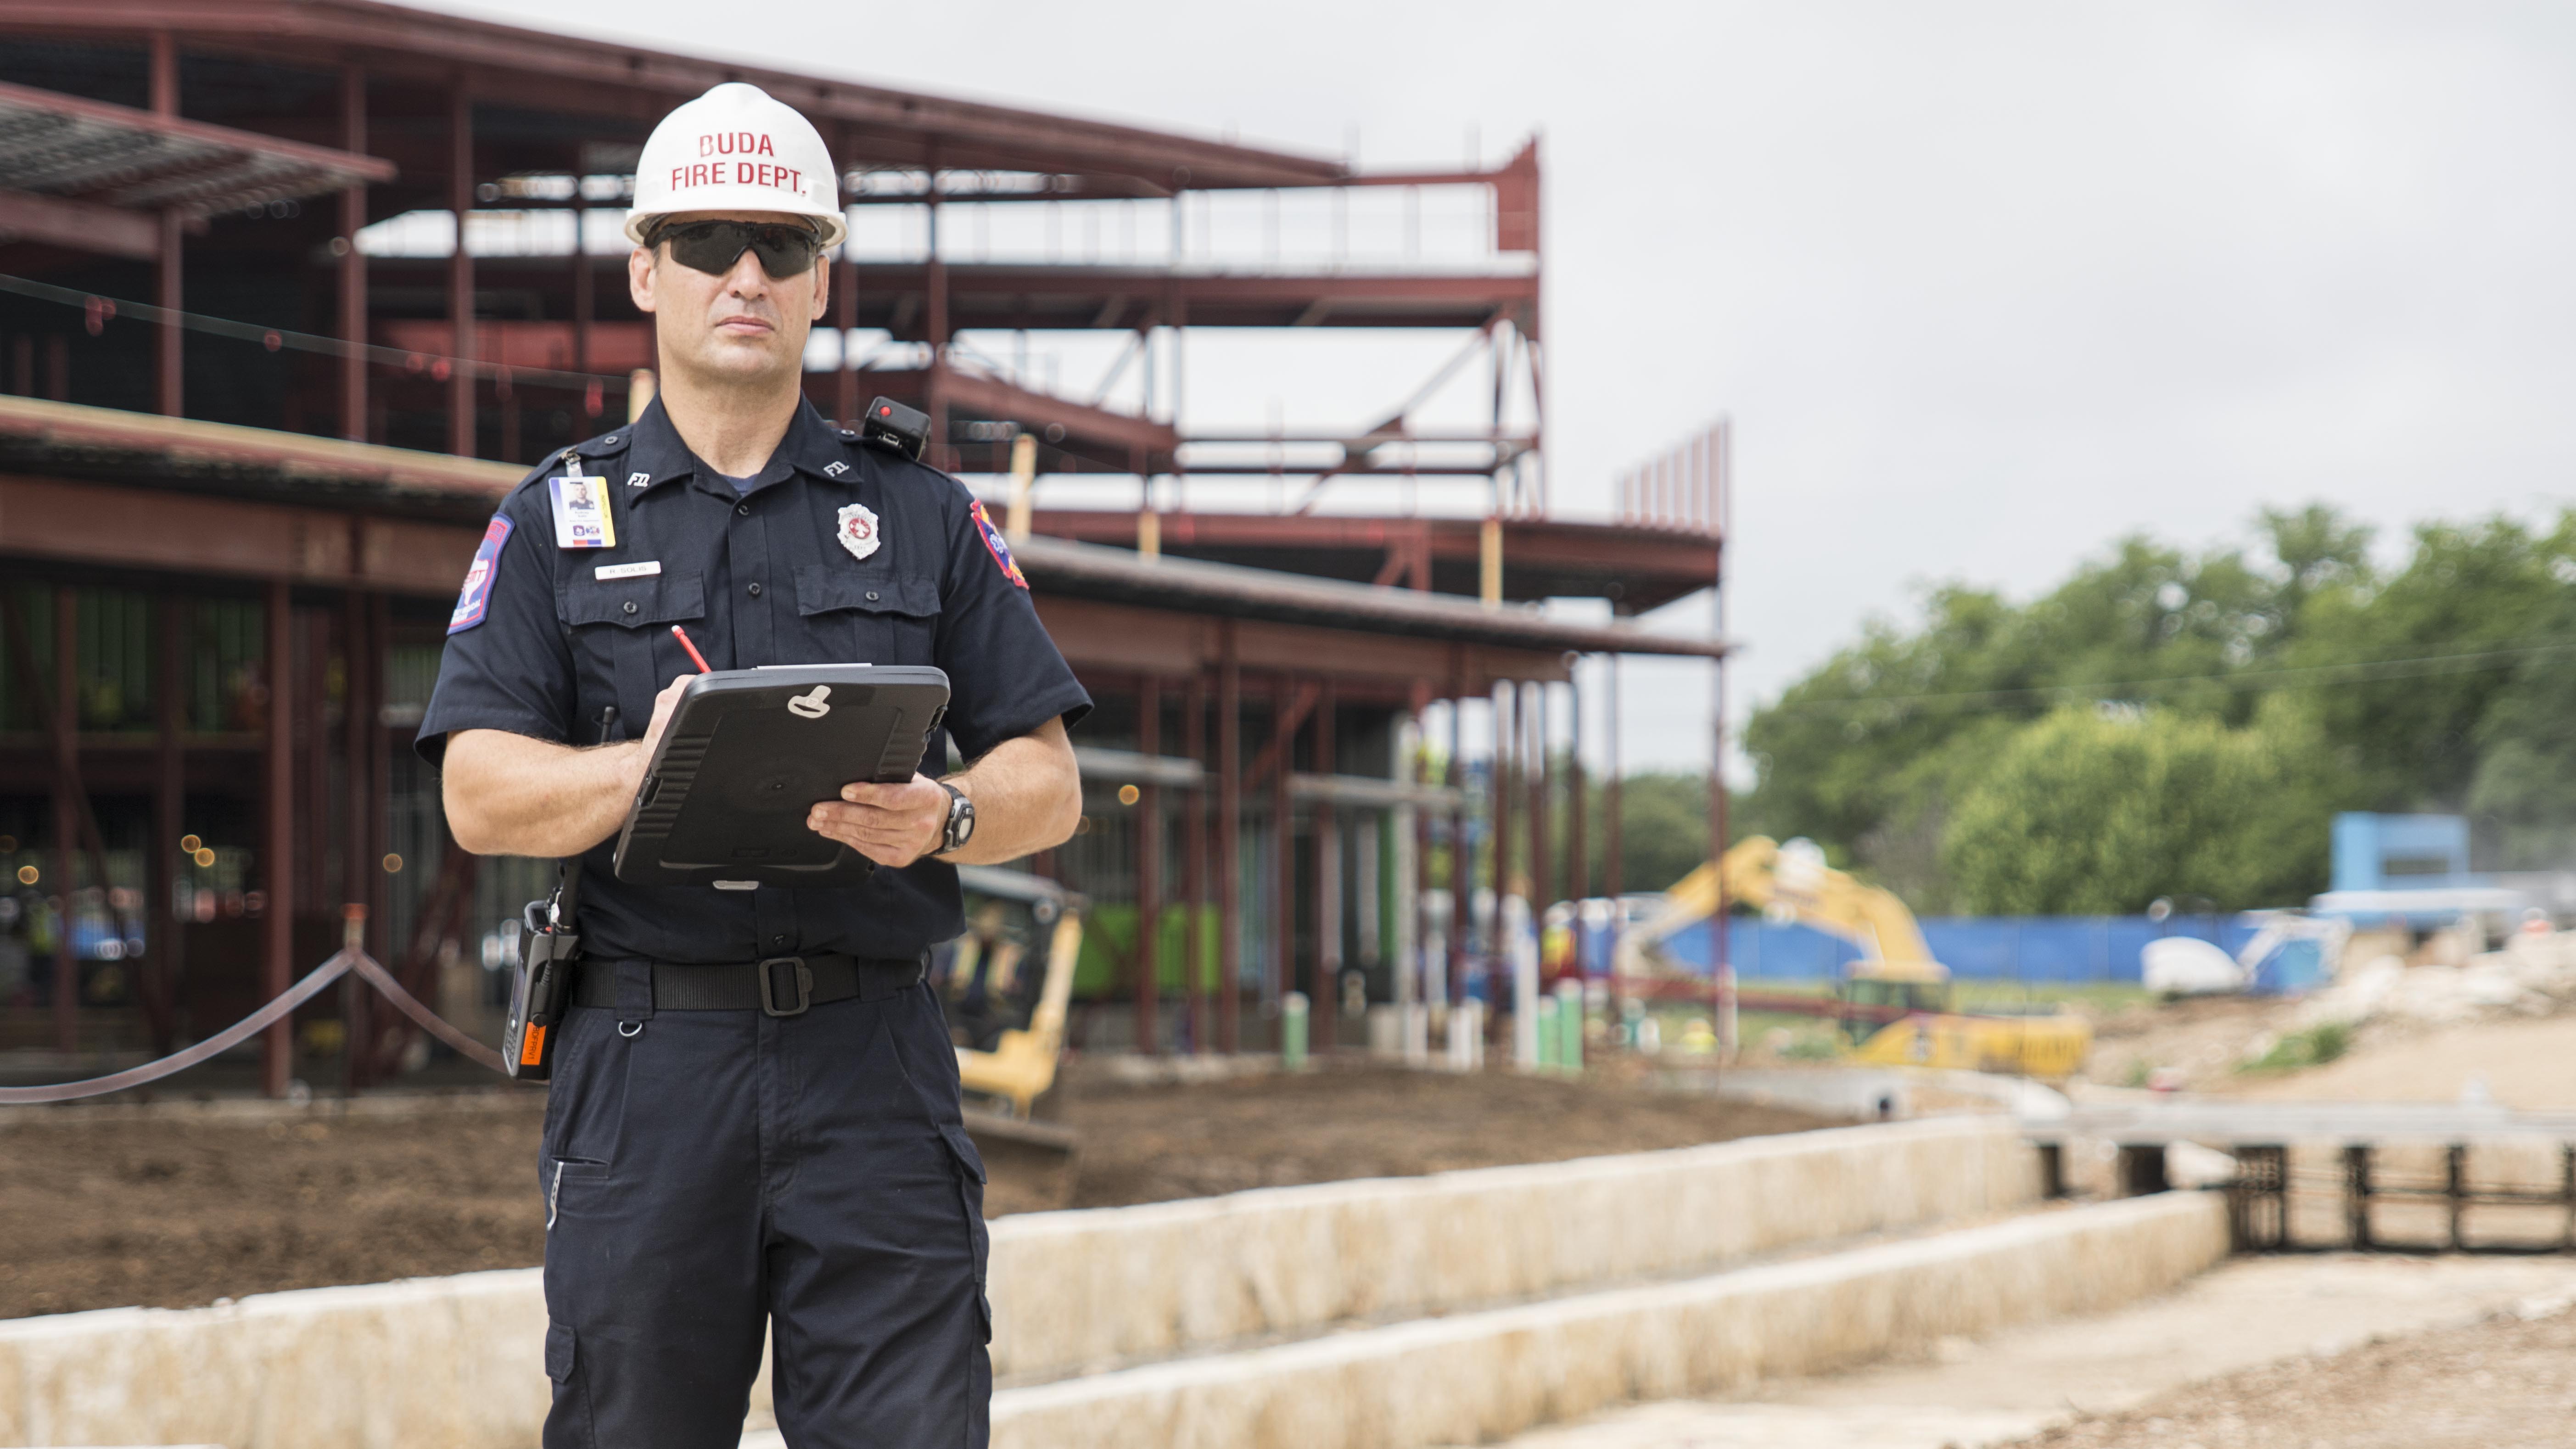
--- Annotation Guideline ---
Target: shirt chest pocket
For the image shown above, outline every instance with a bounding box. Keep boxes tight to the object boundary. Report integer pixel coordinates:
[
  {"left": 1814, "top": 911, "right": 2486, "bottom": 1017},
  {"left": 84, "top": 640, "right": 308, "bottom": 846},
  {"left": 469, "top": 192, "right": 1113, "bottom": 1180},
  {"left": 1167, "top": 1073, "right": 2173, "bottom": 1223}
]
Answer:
[
  {"left": 561, "top": 571, "right": 707, "bottom": 728},
  {"left": 791, "top": 565, "right": 937, "bottom": 666}
]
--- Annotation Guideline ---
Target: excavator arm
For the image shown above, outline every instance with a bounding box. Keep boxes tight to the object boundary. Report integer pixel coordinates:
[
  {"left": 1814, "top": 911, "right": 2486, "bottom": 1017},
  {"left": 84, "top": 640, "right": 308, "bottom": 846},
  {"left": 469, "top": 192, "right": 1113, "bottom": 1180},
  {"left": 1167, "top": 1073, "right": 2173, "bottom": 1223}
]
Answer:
[{"left": 1635, "top": 836, "right": 1942, "bottom": 979}]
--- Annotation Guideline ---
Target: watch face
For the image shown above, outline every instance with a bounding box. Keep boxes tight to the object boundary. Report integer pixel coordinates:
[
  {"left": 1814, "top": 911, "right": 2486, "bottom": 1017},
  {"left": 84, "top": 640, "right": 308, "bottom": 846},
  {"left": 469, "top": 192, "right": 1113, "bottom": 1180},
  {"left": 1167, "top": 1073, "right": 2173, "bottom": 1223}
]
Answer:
[{"left": 952, "top": 799, "right": 975, "bottom": 845}]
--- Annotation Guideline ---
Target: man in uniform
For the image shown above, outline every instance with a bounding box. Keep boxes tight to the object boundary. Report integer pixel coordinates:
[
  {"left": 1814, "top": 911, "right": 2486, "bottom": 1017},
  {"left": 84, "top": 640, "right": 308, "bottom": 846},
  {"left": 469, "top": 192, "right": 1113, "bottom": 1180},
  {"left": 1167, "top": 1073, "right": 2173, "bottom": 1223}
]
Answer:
[{"left": 417, "top": 82, "right": 1089, "bottom": 1449}]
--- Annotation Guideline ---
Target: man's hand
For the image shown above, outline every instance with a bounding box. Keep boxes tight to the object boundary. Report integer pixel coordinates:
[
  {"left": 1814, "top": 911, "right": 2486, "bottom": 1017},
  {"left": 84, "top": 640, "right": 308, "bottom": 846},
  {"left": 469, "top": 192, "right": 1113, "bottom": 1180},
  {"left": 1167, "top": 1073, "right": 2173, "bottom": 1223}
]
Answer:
[
  {"left": 807, "top": 773, "right": 951, "bottom": 868},
  {"left": 638, "top": 674, "right": 694, "bottom": 761}
]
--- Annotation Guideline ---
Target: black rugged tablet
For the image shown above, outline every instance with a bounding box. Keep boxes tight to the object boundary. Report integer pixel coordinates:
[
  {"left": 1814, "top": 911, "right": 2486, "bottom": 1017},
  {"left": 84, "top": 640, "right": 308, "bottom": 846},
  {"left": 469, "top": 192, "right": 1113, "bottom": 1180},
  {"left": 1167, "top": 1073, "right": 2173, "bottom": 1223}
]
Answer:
[{"left": 611, "top": 664, "right": 951, "bottom": 889}]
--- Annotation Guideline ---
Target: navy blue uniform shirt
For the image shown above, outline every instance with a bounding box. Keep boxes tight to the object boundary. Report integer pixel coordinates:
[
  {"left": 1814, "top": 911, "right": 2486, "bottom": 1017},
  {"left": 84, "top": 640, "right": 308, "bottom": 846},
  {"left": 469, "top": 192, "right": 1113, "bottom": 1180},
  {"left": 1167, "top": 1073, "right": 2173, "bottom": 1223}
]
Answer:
[{"left": 417, "top": 397, "right": 1091, "bottom": 964}]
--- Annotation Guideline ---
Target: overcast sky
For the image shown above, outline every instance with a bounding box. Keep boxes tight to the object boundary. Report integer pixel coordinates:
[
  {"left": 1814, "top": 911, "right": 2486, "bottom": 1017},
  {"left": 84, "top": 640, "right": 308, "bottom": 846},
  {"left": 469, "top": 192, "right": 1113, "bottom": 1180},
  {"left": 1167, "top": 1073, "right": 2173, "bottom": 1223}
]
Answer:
[{"left": 421, "top": 0, "right": 2576, "bottom": 774}]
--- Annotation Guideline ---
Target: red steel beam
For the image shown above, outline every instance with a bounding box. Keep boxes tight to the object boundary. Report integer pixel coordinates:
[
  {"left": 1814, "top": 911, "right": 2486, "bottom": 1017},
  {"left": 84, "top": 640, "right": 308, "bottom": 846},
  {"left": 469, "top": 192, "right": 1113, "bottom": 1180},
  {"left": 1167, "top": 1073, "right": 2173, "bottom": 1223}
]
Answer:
[
  {"left": 929, "top": 363, "right": 1176, "bottom": 457},
  {"left": 0, "top": 474, "right": 481, "bottom": 594},
  {"left": 0, "top": 393, "right": 521, "bottom": 499},
  {"left": 0, "top": 2, "right": 1345, "bottom": 190},
  {"left": 0, "top": 188, "right": 160, "bottom": 258}
]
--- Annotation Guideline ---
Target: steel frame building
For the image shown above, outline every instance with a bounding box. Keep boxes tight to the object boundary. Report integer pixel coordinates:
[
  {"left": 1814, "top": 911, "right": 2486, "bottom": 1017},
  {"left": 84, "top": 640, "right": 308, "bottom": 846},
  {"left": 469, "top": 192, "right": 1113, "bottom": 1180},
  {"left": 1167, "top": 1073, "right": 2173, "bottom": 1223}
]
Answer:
[{"left": 0, "top": 0, "right": 1729, "bottom": 1087}]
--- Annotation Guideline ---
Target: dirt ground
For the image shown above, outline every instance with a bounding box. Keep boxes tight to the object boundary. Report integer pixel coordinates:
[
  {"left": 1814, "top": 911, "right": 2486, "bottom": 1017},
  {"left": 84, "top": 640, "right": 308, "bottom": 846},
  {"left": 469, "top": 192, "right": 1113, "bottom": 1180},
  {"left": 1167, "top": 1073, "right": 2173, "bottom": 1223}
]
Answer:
[
  {"left": 0, "top": 1064, "right": 1829, "bottom": 1321},
  {"left": 2016, "top": 1299, "right": 2576, "bottom": 1449},
  {"left": 2083, "top": 990, "right": 2576, "bottom": 1109}
]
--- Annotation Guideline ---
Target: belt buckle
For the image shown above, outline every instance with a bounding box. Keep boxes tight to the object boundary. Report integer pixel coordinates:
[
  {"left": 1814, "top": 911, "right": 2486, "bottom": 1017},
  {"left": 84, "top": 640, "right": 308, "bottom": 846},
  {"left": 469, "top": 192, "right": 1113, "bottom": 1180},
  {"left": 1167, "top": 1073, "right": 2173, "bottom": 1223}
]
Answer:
[{"left": 758, "top": 956, "right": 813, "bottom": 1017}]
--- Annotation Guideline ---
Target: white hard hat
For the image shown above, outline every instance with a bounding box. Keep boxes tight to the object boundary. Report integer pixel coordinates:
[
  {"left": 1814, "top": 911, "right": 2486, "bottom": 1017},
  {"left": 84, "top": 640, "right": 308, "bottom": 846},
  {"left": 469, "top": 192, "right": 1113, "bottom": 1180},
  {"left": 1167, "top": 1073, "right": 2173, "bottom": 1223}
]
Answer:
[{"left": 626, "top": 82, "right": 845, "bottom": 248}]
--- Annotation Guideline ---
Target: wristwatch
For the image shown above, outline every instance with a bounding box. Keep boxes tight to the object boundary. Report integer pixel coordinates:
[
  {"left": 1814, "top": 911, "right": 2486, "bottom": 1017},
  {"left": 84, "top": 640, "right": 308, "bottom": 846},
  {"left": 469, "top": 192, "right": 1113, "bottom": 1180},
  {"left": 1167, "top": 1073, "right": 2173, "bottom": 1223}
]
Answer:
[{"left": 934, "top": 779, "right": 975, "bottom": 856}]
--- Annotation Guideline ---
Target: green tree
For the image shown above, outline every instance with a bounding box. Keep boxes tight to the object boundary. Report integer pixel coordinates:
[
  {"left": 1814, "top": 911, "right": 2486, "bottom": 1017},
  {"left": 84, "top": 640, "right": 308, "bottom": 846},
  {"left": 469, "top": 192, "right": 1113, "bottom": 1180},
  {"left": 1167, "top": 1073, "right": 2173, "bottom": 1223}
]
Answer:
[
  {"left": 2290, "top": 514, "right": 2573, "bottom": 814},
  {"left": 1745, "top": 508, "right": 2367, "bottom": 906},
  {"left": 1940, "top": 703, "right": 2335, "bottom": 914},
  {"left": 1741, "top": 503, "right": 2576, "bottom": 909}
]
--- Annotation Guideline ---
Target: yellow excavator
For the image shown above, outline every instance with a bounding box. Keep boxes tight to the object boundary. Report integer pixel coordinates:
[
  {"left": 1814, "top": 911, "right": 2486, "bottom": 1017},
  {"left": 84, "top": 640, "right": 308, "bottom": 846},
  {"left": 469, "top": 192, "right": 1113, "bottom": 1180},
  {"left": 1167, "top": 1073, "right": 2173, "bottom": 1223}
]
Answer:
[
  {"left": 946, "top": 866, "right": 1085, "bottom": 1189},
  {"left": 1629, "top": 836, "right": 2091, "bottom": 1079}
]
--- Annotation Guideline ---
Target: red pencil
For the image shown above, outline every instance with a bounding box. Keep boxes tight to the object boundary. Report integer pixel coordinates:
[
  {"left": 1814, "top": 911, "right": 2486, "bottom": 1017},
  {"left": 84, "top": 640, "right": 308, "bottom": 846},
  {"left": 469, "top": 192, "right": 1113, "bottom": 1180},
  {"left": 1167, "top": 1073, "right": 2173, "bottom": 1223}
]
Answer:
[{"left": 670, "top": 624, "right": 713, "bottom": 674}]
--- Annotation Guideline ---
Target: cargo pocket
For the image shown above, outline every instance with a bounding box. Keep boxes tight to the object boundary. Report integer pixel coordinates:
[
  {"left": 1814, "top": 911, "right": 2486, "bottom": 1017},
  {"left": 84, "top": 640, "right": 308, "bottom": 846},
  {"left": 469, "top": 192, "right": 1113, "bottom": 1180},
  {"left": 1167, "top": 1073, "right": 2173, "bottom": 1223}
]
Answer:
[
  {"left": 563, "top": 571, "right": 707, "bottom": 724},
  {"left": 937, "top": 1122, "right": 993, "bottom": 1342},
  {"left": 792, "top": 565, "right": 938, "bottom": 666},
  {"left": 545, "top": 1320, "right": 578, "bottom": 1382}
]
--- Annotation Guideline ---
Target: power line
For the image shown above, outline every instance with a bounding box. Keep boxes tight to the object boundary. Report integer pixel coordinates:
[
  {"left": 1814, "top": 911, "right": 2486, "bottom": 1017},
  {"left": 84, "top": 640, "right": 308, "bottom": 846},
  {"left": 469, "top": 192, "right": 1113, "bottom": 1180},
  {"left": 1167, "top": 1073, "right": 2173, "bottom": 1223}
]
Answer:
[{"left": 1764, "top": 637, "right": 2576, "bottom": 721}]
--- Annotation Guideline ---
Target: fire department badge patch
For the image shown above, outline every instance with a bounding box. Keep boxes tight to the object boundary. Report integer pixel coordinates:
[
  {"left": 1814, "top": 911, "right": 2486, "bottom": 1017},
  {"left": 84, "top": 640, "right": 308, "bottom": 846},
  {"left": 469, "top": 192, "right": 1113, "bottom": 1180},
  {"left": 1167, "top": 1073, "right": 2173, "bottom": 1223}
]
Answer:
[
  {"left": 834, "top": 502, "right": 882, "bottom": 562},
  {"left": 972, "top": 501, "right": 1028, "bottom": 589},
  {"left": 448, "top": 515, "right": 513, "bottom": 633}
]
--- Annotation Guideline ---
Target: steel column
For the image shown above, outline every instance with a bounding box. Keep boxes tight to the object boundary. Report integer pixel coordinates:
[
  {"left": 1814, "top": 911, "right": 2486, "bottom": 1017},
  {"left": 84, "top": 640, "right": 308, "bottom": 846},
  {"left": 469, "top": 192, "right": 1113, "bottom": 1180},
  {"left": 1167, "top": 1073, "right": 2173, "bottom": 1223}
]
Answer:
[
  {"left": 1605, "top": 654, "right": 1624, "bottom": 1033},
  {"left": 149, "top": 594, "right": 183, "bottom": 1055},
  {"left": 1313, "top": 681, "right": 1337, "bottom": 1052},
  {"left": 1488, "top": 678, "right": 1511, "bottom": 1035},
  {"left": 447, "top": 83, "right": 475, "bottom": 457},
  {"left": 49, "top": 586, "right": 76, "bottom": 1054},
  {"left": 1409, "top": 677, "right": 1433, "bottom": 1024},
  {"left": 1567, "top": 665, "right": 1585, "bottom": 906},
  {"left": 1135, "top": 675, "right": 1161, "bottom": 1055},
  {"left": 262, "top": 580, "right": 295, "bottom": 1098},
  {"left": 1514, "top": 684, "right": 1535, "bottom": 911},
  {"left": 925, "top": 188, "right": 948, "bottom": 468},
  {"left": 340, "top": 66, "right": 368, "bottom": 442},
  {"left": 1182, "top": 672, "right": 1208, "bottom": 1053},
  {"left": 343, "top": 589, "right": 375, "bottom": 1089},
  {"left": 835, "top": 204, "right": 858, "bottom": 427},
  {"left": 1446, "top": 655, "right": 1468, "bottom": 1012},
  {"left": 1216, "top": 621, "right": 1241, "bottom": 1054},
  {"left": 150, "top": 32, "right": 181, "bottom": 417},
  {"left": 366, "top": 596, "right": 392, "bottom": 994},
  {"left": 1272, "top": 676, "right": 1296, "bottom": 1021},
  {"left": 299, "top": 610, "right": 328, "bottom": 913}
]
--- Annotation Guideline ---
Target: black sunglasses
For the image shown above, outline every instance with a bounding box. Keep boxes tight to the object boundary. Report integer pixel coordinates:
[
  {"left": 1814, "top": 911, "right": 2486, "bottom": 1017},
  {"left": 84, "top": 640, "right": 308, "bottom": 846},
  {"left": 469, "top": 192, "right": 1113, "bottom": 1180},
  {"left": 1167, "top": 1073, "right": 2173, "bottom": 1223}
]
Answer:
[{"left": 649, "top": 219, "right": 825, "bottom": 279}]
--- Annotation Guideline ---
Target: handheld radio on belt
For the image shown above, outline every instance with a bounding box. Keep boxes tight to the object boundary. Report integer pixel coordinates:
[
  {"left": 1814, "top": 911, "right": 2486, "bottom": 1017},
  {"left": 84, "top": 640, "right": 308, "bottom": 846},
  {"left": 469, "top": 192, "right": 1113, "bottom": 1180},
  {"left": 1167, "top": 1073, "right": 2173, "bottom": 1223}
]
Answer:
[{"left": 504, "top": 704, "right": 618, "bottom": 1080}]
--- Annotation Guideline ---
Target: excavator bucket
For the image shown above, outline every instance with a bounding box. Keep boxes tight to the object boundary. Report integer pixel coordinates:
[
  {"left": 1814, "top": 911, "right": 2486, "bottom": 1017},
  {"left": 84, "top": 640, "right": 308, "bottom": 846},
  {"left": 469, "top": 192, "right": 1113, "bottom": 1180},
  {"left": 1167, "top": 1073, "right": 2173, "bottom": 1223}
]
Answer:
[
  {"left": 962, "top": 1109, "right": 1081, "bottom": 1208},
  {"left": 944, "top": 867, "right": 1085, "bottom": 1203}
]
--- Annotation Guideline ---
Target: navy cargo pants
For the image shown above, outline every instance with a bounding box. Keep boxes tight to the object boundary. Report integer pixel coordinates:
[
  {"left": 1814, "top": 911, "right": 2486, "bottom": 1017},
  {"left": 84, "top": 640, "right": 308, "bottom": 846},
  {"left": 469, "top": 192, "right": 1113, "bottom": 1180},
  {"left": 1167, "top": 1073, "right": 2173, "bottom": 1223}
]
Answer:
[{"left": 538, "top": 965, "right": 991, "bottom": 1448}]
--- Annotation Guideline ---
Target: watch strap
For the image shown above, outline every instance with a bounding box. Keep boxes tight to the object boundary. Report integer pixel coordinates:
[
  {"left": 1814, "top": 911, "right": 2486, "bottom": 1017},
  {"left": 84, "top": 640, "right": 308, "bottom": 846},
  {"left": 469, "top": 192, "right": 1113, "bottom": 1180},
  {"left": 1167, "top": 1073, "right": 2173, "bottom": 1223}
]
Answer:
[{"left": 935, "top": 779, "right": 972, "bottom": 855}]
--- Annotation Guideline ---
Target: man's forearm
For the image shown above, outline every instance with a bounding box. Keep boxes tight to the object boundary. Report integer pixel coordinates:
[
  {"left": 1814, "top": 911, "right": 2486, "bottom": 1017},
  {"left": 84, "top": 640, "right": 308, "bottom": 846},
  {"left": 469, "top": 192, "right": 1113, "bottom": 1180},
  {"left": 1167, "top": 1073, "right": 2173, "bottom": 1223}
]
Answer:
[
  {"left": 443, "top": 729, "right": 645, "bottom": 858},
  {"left": 941, "top": 722, "right": 1082, "bottom": 864}
]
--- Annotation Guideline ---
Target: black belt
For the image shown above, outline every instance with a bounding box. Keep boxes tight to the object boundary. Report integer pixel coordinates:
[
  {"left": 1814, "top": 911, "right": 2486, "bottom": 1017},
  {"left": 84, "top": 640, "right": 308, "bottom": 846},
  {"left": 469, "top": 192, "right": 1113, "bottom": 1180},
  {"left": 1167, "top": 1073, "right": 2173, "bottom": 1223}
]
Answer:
[{"left": 571, "top": 954, "right": 922, "bottom": 1017}]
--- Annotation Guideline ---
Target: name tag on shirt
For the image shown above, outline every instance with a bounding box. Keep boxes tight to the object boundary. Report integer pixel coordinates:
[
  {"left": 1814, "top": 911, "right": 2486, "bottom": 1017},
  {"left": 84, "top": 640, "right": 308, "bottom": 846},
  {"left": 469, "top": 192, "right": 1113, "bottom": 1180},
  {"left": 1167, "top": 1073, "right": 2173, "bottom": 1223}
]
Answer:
[
  {"left": 550, "top": 473, "right": 616, "bottom": 549},
  {"left": 595, "top": 560, "right": 661, "bottom": 581}
]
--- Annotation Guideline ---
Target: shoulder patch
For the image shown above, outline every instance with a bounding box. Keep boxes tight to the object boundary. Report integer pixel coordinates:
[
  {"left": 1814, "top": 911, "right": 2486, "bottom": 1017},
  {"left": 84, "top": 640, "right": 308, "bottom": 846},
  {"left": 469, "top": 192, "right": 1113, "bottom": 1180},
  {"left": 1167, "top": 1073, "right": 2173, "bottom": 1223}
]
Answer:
[
  {"left": 971, "top": 501, "right": 1029, "bottom": 590},
  {"left": 448, "top": 515, "right": 514, "bottom": 633}
]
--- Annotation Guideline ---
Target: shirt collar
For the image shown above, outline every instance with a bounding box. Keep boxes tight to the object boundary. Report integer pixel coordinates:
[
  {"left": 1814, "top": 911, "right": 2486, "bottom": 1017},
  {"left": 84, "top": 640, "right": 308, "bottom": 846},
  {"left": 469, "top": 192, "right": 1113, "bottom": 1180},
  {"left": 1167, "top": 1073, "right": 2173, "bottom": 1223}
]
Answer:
[{"left": 611, "top": 396, "right": 852, "bottom": 498}]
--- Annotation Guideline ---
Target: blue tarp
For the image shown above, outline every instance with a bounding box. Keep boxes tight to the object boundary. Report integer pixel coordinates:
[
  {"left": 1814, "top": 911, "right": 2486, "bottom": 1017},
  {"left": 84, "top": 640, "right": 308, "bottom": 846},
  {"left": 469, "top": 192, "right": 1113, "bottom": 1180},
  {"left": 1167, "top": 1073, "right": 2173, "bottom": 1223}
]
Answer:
[{"left": 1642, "top": 915, "right": 2265, "bottom": 985}]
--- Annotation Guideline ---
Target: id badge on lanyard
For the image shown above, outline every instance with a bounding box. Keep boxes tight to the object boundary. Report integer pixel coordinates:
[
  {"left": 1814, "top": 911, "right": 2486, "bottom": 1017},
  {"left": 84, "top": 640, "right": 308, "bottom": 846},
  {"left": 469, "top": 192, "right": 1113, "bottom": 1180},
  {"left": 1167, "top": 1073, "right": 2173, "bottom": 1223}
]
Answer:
[{"left": 549, "top": 452, "right": 616, "bottom": 549}]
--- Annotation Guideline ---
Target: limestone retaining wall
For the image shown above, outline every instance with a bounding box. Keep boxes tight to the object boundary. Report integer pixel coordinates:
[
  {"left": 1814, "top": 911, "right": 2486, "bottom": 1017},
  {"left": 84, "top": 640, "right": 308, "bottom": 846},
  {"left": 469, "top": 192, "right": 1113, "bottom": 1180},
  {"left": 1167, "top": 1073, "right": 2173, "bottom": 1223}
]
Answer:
[
  {"left": 0, "top": 1119, "right": 2042, "bottom": 1449},
  {"left": 986, "top": 1191, "right": 2232, "bottom": 1449},
  {"left": 987, "top": 1115, "right": 2040, "bottom": 1382},
  {"left": 0, "top": 1270, "right": 543, "bottom": 1449}
]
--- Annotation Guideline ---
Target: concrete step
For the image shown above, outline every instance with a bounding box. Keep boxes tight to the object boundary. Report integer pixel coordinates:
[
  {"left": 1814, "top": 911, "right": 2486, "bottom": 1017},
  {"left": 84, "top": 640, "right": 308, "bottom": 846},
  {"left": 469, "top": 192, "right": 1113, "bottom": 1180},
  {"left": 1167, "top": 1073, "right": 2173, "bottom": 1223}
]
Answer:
[{"left": 969, "top": 1192, "right": 2229, "bottom": 1449}]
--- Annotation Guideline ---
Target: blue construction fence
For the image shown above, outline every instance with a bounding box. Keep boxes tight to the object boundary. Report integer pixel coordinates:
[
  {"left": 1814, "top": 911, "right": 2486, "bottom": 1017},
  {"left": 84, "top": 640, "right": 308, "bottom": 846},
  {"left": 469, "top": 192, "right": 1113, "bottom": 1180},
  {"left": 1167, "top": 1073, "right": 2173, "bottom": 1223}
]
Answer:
[{"left": 1637, "top": 914, "right": 2265, "bottom": 985}]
